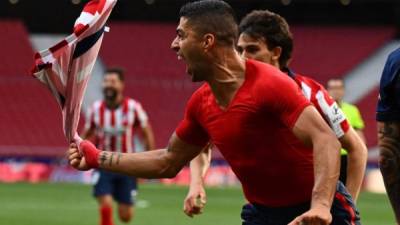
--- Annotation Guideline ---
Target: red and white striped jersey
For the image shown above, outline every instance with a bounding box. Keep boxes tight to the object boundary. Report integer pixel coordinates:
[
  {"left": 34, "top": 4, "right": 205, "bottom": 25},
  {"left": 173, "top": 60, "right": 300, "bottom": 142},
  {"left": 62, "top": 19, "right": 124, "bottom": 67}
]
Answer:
[
  {"left": 293, "top": 74, "right": 350, "bottom": 138},
  {"left": 85, "top": 97, "right": 149, "bottom": 153}
]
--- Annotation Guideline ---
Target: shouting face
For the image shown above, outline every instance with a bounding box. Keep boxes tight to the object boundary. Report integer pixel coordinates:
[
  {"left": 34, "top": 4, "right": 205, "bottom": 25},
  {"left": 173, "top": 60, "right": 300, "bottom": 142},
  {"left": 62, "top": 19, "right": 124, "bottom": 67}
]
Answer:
[{"left": 171, "top": 17, "right": 210, "bottom": 82}]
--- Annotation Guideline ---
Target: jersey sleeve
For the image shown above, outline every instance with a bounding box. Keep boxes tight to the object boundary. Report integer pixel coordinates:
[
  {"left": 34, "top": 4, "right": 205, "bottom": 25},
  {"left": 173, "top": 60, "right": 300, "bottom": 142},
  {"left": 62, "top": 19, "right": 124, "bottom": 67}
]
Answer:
[
  {"left": 175, "top": 92, "right": 210, "bottom": 147},
  {"left": 313, "top": 87, "right": 350, "bottom": 138},
  {"left": 133, "top": 102, "right": 149, "bottom": 128},
  {"left": 260, "top": 74, "right": 312, "bottom": 129}
]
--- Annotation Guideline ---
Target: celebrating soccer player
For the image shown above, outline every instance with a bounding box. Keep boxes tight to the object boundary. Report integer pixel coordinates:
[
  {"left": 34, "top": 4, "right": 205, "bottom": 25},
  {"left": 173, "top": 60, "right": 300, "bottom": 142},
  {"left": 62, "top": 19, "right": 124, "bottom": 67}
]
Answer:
[
  {"left": 68, "top": 1, "right": 358, "bottom": 224},
  {"left": 376, "top": 48, "right": 400, "bottom": 224},
  {"left": 82, "top": 68, "right": 155, "bottom": 225},
  {"left": 184, "top": 9, "right": 368, "bottom": 219}
]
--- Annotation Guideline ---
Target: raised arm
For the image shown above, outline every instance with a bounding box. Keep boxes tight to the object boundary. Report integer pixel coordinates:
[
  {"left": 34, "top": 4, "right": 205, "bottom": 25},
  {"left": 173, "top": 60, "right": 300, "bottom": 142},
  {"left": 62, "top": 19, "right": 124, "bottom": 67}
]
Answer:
[
  {"left": 338, "top": 127, "right": 367, "bottom": 202},
  {"left": 307, "top": 81, "right": 366, "bottom": 202},
  {"left": 289, "top": 105, "right": 341, "bottom": 225},
  {"left": 68, "top": 133, "right": 204, "bottom": 178}
]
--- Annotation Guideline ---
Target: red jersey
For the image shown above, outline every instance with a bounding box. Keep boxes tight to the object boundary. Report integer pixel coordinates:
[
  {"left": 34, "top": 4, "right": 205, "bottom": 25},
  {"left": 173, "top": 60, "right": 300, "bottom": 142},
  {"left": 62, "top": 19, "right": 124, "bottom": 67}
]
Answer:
[
  {"left": 292, "top": 74, "right": 350, "bottom": 138},
  {"left": 176, "top": 60, "right": 314, "bottom": 207},
  {"left": 85, "top": 97, "right": 148, "bottom": 153}
]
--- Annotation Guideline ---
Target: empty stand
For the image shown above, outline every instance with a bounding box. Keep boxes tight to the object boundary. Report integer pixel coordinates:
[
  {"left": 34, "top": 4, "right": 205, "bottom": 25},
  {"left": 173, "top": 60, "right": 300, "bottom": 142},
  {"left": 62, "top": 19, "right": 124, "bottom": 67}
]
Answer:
[
  {"left": 291, "top": 26, "right": 396, "bottom": 85},
  {"left": 0, "top": 20, "right": 34, "bottom": 77},
  {"left": 0, "top": 21, "right": 67, "bottom": 157}
]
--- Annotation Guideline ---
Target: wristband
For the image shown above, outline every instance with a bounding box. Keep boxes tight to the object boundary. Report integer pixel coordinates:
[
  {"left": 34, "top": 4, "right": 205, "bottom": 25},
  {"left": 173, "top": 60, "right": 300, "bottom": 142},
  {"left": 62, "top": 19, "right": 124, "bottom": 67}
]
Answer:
[{"left": 79, "top": 140, "right": 101, "bottom": 168}]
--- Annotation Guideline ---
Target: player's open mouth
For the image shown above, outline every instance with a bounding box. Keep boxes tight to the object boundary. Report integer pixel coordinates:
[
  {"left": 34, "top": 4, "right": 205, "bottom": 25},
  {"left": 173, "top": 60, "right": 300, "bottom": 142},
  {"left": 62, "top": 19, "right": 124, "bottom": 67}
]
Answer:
[
  {"left": 175, "top": 53, "right": 191, "bottom": 74},
  {"left": 176, "top": 52, "right": 184, "bottom": 61}
]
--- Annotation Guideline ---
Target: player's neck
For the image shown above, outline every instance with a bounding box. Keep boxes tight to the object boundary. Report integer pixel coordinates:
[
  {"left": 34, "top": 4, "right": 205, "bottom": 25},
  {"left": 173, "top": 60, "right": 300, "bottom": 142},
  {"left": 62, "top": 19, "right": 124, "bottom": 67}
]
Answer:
[
  {"left": 105, "top": 94, "right": 124, "bottom": 109},
  {"left": 206, "top": 51, "right": 246, "bottom": 108}
]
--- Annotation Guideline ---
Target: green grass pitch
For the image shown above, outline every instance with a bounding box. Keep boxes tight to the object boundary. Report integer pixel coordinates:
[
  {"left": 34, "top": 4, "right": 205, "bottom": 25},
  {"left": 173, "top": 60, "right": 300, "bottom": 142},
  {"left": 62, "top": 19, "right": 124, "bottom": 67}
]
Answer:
[{"left": 0, "top": 183, "right": 395, "bottom": 225}]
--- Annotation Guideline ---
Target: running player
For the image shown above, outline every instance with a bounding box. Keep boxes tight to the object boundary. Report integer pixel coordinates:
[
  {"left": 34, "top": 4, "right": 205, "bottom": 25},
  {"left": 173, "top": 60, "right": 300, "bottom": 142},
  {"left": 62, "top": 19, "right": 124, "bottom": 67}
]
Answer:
[
  {"left": 376, "top": 47, "right": 400, "bottom": 224},
  {"left": 184, "top": 9, "right": 368, "bottom": 217},
  {"left": 82, "top": 68, "right": 155, "bottom": 225},
  {"left": 69, "top": 1, "right": 359, "bottom": 224}
]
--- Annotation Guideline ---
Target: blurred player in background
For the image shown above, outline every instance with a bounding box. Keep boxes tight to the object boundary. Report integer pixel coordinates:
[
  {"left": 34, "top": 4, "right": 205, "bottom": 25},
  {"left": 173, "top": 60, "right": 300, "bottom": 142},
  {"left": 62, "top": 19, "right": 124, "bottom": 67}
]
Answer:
[
  {"left": 327, "top": 78, "right": 366, "bottom": 184},
  {"left": 69, "top": 1, "right": 361, "bottom": 224},
  {"left": 376, "top": 48, "right": 400, "bottom": 224},
  {"left": 184, "top": 9, "right": 367, "bottom": 217},
  {"left": 82, "top": 68, "right": 155, "bottom": 225}
]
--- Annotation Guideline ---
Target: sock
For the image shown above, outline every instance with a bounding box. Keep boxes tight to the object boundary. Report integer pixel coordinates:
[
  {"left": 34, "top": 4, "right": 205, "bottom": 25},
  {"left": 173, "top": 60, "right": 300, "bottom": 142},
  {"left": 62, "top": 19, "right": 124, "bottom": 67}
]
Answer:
[{"left": 100, "top": 205, "right": 114, "bottom": 225}]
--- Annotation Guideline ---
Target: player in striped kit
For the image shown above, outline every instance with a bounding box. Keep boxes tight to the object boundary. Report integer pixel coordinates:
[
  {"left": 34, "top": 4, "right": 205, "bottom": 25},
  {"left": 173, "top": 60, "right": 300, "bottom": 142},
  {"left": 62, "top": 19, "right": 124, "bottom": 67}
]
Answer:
[
  {"left": 183, "top": 9, "right": 368, "bottom": 219},
  {"left": 83, "top": 68, "right": 155, "bottom": 225}
]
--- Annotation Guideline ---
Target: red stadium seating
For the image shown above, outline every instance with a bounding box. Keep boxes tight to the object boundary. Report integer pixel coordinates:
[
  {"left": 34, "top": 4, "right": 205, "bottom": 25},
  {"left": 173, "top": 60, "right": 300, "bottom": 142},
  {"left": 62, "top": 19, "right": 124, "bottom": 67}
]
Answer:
[
  {"left": 291, "top": 26, "right": 395, "bottom": 85},
  {"left": 0, "top": 21, "right": 67, "bottom": 157},
  {"left": 0, "top": 20, "right": 34, "bottom": 77}
]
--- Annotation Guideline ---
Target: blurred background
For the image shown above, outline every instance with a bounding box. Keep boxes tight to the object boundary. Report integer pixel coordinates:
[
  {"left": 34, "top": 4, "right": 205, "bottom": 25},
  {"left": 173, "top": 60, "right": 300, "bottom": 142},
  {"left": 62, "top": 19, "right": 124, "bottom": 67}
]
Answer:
[{"left": 0, "top": 0, "right": 399, "bottom": 224}]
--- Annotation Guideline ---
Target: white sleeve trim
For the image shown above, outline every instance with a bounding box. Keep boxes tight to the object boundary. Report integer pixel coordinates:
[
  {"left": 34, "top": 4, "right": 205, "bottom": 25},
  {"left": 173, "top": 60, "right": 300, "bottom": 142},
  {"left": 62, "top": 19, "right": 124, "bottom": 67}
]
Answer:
[{"left": 315, "top": 91, "right": 347, "bottom": 138}]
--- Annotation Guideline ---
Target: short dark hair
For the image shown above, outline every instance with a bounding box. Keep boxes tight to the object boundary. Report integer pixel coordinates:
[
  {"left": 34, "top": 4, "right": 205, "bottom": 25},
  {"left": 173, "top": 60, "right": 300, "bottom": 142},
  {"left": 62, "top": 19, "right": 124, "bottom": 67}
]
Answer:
[
  {"left": 105, "top": 67, "right": 125, "bottom": 81},
  {"left": 179, "top": 0, "right": 238, "bottom": 46},
  {"left": 239, "top": 10, "right": 293, "bottom": 68}
]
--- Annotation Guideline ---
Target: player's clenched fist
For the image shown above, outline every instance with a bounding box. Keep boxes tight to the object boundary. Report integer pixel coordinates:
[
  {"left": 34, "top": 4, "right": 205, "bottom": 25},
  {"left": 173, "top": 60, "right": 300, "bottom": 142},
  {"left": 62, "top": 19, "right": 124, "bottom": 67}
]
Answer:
[
  {"left": 68, "top": 141, "right": 101, "bottom": 170},
  {"left": 183, "top": 183, "right": 207, "bottom": 217},
  {"left": 288, "top": 206, "right": 332, "bottom": 225}
]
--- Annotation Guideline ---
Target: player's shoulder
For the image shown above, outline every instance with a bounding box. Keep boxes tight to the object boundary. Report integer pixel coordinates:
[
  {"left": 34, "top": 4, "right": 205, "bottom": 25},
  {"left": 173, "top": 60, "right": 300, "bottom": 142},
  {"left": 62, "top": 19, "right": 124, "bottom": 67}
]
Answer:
[
  {"left": 294, "top": 74, "right": 325, "bottom": 91},
  {"left": 380, "top": 48, "right": 400, "bottom": 86},
  {"left": 246, "top": 59, "right": 280, "bottom": 79},
  {"left": 294, "top": 73, "right": 332, "bottom": 101},
  {"left": 185, "top": 84, "right": 211, "bottom": 112},
  {"left": 191, "top": 83, "right": 211, "bottom": 100},
  {"left": 383, "top": 48, "right": 400, "bottom": 72},
  {"left": 246, "top": 59, "right": 294, "bottom": 88},
  {"left": 124, "top": 97, "right": 146, "bottom": 111},
  {"left": 125, "top": 97, "right": 140, "bottom": 105},
  {"left": 387, "top": 47, "right": 400, "bottom": 63},
  {"left": 247, "top": 61, "right": 308, "bottom": 106}
]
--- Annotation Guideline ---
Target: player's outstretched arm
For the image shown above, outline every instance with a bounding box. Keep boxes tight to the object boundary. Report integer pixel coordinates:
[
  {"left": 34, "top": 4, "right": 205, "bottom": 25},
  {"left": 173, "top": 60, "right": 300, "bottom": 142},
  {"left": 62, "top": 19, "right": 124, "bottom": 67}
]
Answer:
[
  {"left": 68, "top": 133, "right": 204, "bottom": 178},
  {"left": 289, "top": 106, "right": 341, "bottom": 225},
  {"left": 378, "top": 121, "right": 400, "bottom": 223},
  {"left": 184, "top": 144, "right": 212, "bottom": 217},
  {"left": 339, "top": 127, "right": 367, "bottom": 202}
]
